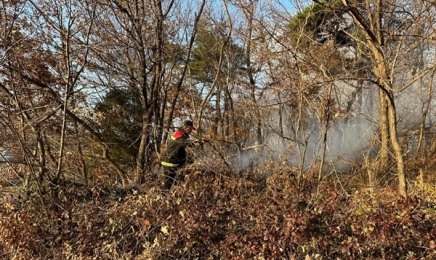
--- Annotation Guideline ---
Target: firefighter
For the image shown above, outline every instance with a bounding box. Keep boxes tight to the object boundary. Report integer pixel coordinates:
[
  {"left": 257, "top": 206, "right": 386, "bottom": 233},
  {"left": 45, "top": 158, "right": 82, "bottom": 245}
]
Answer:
[{"left": 160, "top": 120, "right": 201, "bottom": 189}]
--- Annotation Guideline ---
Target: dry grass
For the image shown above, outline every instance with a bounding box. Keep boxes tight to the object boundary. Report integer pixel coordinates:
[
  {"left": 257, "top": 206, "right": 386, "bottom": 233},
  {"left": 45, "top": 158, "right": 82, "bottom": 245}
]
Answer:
[{"left": 1, "top": 158, "right": 436, "bottom": 259}]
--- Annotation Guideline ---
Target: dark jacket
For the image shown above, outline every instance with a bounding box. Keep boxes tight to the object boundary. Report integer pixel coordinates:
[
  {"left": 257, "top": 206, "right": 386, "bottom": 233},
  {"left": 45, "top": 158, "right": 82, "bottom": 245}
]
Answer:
[{"left": 161, "top": 129, "right": 192, "bottom": 167}]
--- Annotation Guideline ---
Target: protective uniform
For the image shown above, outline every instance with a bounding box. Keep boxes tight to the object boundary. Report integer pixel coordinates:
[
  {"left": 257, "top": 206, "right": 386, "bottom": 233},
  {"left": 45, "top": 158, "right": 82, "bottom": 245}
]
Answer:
[{"left": 161, "top": 120, "right": 196, "bottom": 189}]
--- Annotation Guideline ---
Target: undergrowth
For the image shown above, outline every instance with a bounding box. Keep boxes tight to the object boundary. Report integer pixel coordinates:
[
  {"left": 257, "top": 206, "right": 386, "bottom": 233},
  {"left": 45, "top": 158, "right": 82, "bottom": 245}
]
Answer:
[{"left": 1, "top": 165, "right": 436, "bottom": 259}]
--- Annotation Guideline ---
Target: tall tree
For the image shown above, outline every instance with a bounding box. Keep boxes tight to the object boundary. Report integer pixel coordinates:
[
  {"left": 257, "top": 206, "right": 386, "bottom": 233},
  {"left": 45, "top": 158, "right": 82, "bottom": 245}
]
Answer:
[
  {"left": 0, "top": 0, "right": 105, "bottom": 188},
  {"left": 91, "top": 0, "right": 205, "bottom": 183},
  {"left": 189, "top": 15, "right": 247, "bottom": 143},
  {"left": 307, "top": 0, "right": 436, "bottom": 196},
  {"left": 233, "top": 0, "right": 264, "bottom": 145}
]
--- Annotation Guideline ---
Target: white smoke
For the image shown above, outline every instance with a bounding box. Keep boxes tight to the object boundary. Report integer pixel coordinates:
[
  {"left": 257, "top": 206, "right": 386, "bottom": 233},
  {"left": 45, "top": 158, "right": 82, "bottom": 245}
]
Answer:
[{"left": 232, "top": 76, "right": 436, "bottom": 174}]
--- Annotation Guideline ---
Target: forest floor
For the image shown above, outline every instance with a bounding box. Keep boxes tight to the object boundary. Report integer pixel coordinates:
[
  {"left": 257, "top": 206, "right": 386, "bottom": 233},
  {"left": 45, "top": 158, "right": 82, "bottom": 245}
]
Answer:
[{"left": 1, "top": 159, "right": 436, "bottom": 259}]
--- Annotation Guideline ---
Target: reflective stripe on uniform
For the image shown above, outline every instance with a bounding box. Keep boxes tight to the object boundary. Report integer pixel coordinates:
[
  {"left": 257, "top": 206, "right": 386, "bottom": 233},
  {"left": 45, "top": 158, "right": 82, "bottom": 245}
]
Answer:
[{"left": 161, "top": 161, "right": 179, "bottom": 167}]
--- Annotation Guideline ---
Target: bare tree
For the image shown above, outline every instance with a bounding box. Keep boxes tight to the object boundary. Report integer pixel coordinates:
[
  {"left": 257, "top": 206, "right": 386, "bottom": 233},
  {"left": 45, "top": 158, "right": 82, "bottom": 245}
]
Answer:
[{"left": 90, "top": 0, "right": 206, "bottom": 184}]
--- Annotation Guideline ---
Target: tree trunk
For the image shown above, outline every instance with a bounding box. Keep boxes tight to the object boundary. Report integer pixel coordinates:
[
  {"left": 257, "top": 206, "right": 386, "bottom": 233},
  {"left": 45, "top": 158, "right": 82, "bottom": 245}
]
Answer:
[
  {"left": 373, "top": 47, "right": 406, "bottom": 196},
  {"left": 416, "top": 67, "right": 435, "bottom": 156},
  {"left": 343, "top": 0, "right": 407, "bottom": 196},
  {"left": 378, "top": 88, "right": 390, "bottom": 172},
  {"left": 386, "top": 96, "right": 407, "bottom": 196}
]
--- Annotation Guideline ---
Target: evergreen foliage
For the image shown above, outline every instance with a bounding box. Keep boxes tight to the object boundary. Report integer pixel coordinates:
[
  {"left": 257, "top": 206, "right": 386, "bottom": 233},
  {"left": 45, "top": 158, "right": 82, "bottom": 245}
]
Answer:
[
  {"left": 94, "top": 87, "right": 143, "bottom": 166},
  {"left": 287, "top": 0, "right": 352, "bottom": 46}
]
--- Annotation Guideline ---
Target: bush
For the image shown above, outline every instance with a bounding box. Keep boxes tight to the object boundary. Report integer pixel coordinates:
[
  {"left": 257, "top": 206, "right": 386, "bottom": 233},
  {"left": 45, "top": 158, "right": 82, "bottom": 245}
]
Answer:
[{"left": 1, "top": 168, "right": 436, "bottom": 259}]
